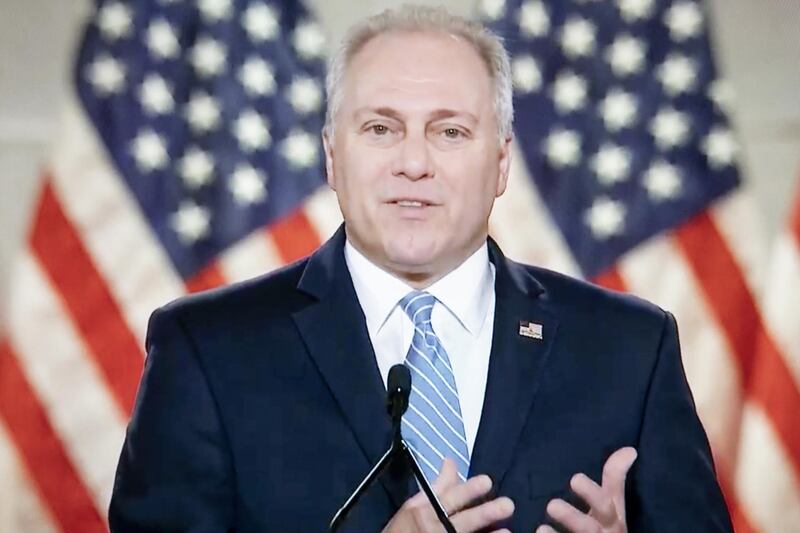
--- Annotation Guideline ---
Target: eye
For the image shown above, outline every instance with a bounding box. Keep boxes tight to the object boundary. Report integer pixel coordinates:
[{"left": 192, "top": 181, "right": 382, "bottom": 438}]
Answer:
[
  {"left": 442, "top": 127, "right": 464, "bottom": 139},
  {"left": 368, "top": 124, "right": 390, "bottom": 135}
]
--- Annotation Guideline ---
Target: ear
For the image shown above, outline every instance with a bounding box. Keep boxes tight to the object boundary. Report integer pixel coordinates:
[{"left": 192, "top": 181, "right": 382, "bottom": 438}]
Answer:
[
  {"left": 322, "top": 128, "right": 336, "bottom": 190},
  {"left": 495, "top": 134, "right": 512, "bottom": 197}
]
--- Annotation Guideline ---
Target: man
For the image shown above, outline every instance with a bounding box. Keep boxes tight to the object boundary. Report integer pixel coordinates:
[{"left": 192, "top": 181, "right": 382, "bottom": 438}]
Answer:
[{"left": 109, "top": 6, "right": 733, "bottom": 532}]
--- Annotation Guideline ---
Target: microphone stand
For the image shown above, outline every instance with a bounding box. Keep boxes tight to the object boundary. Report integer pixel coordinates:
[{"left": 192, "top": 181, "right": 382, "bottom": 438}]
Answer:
[{"left": 329, "top": 367, "right": 456, "bottom": 532}]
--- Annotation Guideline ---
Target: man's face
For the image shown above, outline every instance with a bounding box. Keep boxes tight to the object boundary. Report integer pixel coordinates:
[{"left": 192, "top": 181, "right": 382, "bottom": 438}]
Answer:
[{"left": 324, "top": 31, "right": 511, "bottom": 285}]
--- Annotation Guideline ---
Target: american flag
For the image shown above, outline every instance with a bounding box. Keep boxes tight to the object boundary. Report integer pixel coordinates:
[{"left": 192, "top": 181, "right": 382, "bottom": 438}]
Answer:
[
  {"left": 482, "top": 0, "right": 800, "bottom": 531},
  {"left": 0, "top": 0, "right": 797, "bottom": 532}
]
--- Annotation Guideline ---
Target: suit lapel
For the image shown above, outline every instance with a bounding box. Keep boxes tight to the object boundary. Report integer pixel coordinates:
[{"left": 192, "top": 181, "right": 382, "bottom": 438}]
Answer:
[
  {"left": 292, "top": 226, "right": 411, "bottom": 509},
  {"left": 469, "top": 240, "right": 560, "bottom": 487}
]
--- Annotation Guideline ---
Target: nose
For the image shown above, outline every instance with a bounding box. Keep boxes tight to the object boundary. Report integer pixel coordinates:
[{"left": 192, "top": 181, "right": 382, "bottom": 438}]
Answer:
[{"left": 391, "top": 130, "right": 434, "bottom": 181}]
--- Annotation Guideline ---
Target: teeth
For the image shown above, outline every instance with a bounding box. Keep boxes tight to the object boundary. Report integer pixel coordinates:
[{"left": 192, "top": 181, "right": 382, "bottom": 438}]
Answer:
[{"left": 397, "top": 200, "right": 424, "bottom": 207}]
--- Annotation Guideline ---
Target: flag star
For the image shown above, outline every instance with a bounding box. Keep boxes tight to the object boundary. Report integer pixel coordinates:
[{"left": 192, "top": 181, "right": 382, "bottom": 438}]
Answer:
[
  {"left": 616, "top": 0, "right": 655, "bottom": 22},
  {"left": 242, "top": 2, "right": 279, "bottom": 42},
  {"left": 665, "top": 1, "right": 704, "bottom": 41},
  {"left": 585, "top": 196, "right": 626, "bottom": 239},
  {"left": 146, "top": 19, "right": 180, "bottom": 60},
  {"left": 512, "top": 55, "right": 542, "bottom": 94},
  {"left": 139, "top": 74, "right": 174, "bottom": 115},
  {"left": 239, "top": 56, "right": 276, "bottom": 97},
  {"left": 185, "top": 92, "right": 221, "bottom": 133},
  {"left": 287, "top": 77, "right": 323, "bottom": 115},
  {"left": 229, "top": 164, "right": 268, "bottom": 205},
  {"left": 234, "top": 110, "right": 271, "bottom": 152},
  {"left": 170, "top": 200, "right": 211, "bottom": 244},
  {"left": 600, "top": 89, "right": 638, "bottom": 131},
  {"left": 190, "top": 37, "right": 227, "bottom": 78},
  {"left": 591, "top": 143, "right": 632, "bottom": 185},
  {"left": 178, "top": 147, "right": 215, "bottom": 189},
  {"left": 97, "top": 1, "right": 133, "bottom": 41},
  {"left": 560, "top": 17, "right": 596, "bottom": 58},
  {"left": 281, "top": 130, "right": 319, "bottom": 169},
  {"left": 518, "top": 1, "right": 549, "bottom": 38},
  {"left": 702, "top": 127, "right": 738, "bottom": 168},
  {"left": 198, "top": 0, "right": 232, "bottom": 22},
  {"left": 479, "top": 0, "right": 506, "bottom": 21},
  {"left": 644, "top": 160, "right": 683, "bottom": 201},
  {"left": 544, "top": 129, "right": 582, "bottom": 168},
  {"left": 293, "top": 21, "right": 326, "bottom": 61},
  {"left": 86, "top": 54, "right": 126, "bottom": 95},
  {"left": 709, "top": 79, "right": 735, "bottom": 112},
  {"left": 552, "top": 71, "right": 588, "bottom": 113},
  {"left": 657, "top": 54, "right": 698, "bottom": 96},
  {"left": 131, "top": 129, "right": 168, "bottom": 173},
  {"left": 650, "top": 107, "right": 690, "bottom": 149},
  {"left": 606, "top": 34, "right": 646, "bottom": 77}
]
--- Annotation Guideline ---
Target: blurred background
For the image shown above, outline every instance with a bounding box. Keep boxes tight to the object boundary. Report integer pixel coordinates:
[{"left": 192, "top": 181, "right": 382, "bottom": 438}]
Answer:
[{"left": 0, "top": 0, "right": 798, "bottom": 531}]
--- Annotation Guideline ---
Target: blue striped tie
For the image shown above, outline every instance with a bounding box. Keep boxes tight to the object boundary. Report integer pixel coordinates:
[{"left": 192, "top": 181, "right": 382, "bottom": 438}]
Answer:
[{"left": 400, "top": 291, "right": 470, "bottom": 483}]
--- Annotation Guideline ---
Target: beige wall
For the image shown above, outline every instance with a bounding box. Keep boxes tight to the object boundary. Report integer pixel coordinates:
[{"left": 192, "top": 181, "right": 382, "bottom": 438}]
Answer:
[{"left": 1, "top": 0, "right": 798, "bottom": 329}]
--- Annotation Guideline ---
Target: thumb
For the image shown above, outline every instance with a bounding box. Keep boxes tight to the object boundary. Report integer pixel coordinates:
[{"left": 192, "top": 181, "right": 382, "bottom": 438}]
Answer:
[{"left": 602, "top": 447, "right": 637, "bottom": 515}]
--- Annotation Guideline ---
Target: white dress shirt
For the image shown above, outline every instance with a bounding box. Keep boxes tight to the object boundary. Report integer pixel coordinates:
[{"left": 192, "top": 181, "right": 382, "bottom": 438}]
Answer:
[{"left": 345, "top": 241, "right": 496, "bottom": 456}]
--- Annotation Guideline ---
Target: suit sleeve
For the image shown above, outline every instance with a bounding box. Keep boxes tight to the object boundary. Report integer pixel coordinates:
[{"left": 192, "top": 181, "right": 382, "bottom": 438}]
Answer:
[
  {"left": 108, "top": 307, "right": 235, "bottom": 532},
  {"left": 628, "top": 311, "right": 733, "bottom": 532}
]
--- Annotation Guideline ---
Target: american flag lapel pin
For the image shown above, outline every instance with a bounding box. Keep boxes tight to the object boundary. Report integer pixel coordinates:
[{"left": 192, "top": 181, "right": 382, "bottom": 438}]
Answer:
[{"left": 518, "top": 321, "right": 543, "bottom": 340}]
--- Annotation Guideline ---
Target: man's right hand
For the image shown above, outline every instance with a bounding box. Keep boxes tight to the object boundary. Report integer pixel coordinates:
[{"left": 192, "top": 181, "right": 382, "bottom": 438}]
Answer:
[{"left": 382, "top": 458, "right": 514, "bottom": 532}]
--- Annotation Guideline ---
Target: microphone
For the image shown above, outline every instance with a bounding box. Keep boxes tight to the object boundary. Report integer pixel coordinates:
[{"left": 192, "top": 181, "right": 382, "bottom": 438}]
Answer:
[
  {"left": 329, "top": 364, "right": 455, "bottom": 532},
  {"left": 387, "top": 364, "right": 411, "bottom": 442}
]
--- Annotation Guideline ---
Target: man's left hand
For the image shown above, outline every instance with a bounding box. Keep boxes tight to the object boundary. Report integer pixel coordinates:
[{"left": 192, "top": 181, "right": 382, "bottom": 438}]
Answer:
[{"left": 536, "top": 447, "right": 637, "bottom": 533}]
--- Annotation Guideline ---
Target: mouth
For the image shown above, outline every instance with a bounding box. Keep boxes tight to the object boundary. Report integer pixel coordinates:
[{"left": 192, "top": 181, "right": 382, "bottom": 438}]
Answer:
[{"left": 388, "top": 198, "right": 439, "bottom": 208}]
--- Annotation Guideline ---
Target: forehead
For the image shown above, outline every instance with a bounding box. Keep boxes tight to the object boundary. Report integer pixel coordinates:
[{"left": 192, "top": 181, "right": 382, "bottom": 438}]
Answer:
[{"left": 342, "top": 30, "right": 494, "bottom": 117}]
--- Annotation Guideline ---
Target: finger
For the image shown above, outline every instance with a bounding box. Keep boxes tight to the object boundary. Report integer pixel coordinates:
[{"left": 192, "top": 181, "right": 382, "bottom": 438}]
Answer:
[
  {"left": 432, "top": 458, "right": 461, "bottom": 494},
  {"left": 438, "top": 474, "right": 493, "bottom": 516},
  {"left": 535, "top": 526, "right": 558, "bottom": 533},
  {"left": 546, "top": 498, "right": 601, "bottom": 533},
  {"left": 450, "top": 496, "right": 514, "bottom": 532},
  {"left": 570, "top": 473, "right": 616, "bottom": 526},
  {"left": 403, "top": 459, "right": 462, "bottom": 511},
  {"left": 601, "top": 447, "right": 637, "bottom": 514}
]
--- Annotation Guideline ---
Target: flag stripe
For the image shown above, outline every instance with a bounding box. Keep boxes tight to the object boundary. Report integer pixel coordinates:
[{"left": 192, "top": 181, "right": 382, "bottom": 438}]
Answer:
[
  {"left": 0, "top": 341, "right": 106, "bottom": 533},
  {"left": 0, "top": 422, "right": 58, "bottom": 533},
  {"left": 8, "top": 251, "right": 127, "bottom": 513},
  {"left": 31, "top": 182, "right": 143, "bottom": 416},
  {"left": 674, "top": 212, "right": 800, "bottom": 474},
  {"left": 716, "top": 462, "right": 759, "bottom": 533},
  {"left": 269, "top": 209, "right": 322, "bottom": 263},
  {"left": 761, "top": 233, "right": 800, "bottom": 387},
  {"left": 710, "top": 190, "right": 769, "bottom": 297},
  {"left": 218, "top": 228, "right": 283, "bottom": 283},
  {"left": 791, "top": 186, "right": 800, "bottom": 243},
  {"left": 734, "top": 403, "right": 800, "bottom": 533},
  {"left": 592, "top": 267, "right": 626, "bottom": 291},
  {"left": 186, "top": 263, "right": 227, "bottom": 294},
  {"left": 302, "top": 188, "right": 343, "bottom": 242}
]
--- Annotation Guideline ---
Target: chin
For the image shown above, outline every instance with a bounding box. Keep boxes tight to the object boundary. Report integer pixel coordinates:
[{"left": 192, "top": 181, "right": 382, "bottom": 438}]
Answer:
[{"left": 383, "top": 238, "right": 440, "bottom": 273}]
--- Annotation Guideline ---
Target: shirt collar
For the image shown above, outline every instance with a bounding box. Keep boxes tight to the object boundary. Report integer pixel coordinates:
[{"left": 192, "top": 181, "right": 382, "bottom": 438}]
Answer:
[{"left": 344, "top": 240, "right": 493, "bottom": 337}]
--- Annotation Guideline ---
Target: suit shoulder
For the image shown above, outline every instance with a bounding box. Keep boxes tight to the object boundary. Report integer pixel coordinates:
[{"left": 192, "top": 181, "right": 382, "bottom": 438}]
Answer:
[
  {"left": 151, "top": 257, "right": 312, "bottom": 328},
  {"left": 521, "top": 263, "right": 668, "bottom": 324}
]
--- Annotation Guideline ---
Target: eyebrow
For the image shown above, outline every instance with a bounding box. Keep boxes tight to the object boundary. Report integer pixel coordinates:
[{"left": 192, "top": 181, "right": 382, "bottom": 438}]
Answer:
[{"left": 353, "top": 107, "right": 479, "bottom": 124}]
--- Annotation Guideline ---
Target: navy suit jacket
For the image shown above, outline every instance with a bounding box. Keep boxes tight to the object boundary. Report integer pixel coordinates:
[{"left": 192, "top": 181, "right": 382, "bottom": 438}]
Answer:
[{"left": 109, "top": 227, "right": 733, "bottom": 531}]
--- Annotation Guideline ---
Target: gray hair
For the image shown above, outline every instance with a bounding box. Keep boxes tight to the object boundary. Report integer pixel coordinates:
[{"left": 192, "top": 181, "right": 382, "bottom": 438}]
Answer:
[{"left": 323, "top": 4, "right": 514, "bottom": 141}]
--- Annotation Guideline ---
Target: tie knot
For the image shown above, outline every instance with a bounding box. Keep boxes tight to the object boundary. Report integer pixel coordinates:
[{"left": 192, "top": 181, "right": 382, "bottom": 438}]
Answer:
[{"left": 400, "top": 291, "right": 435, "bottom": 326}]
